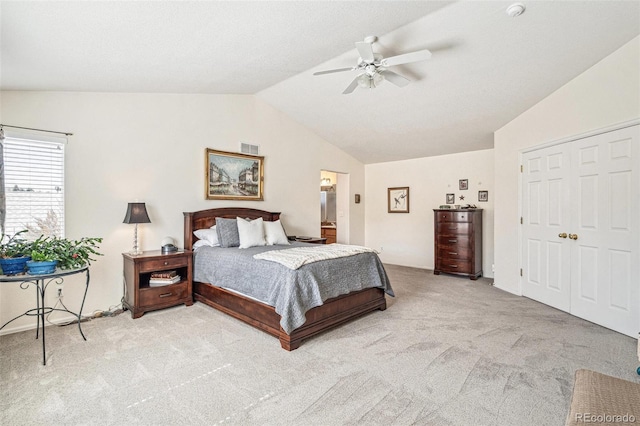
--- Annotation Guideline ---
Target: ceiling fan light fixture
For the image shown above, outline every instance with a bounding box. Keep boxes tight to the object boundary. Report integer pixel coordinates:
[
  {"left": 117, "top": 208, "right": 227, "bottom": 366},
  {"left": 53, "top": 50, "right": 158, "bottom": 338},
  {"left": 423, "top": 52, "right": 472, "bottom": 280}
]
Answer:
[
  {"left": 357, "top": 74, "right": 372, "bottom": 89},
  {"left": 356, "top": 72, "right": 383, "bottom": 89}
]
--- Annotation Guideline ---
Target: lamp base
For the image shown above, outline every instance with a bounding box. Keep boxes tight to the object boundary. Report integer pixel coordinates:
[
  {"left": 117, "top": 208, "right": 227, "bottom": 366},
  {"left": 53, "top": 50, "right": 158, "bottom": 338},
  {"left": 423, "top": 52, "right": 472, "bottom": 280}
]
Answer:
[{"left": 129, "top": 249, "right": 144, "bottom": 256}]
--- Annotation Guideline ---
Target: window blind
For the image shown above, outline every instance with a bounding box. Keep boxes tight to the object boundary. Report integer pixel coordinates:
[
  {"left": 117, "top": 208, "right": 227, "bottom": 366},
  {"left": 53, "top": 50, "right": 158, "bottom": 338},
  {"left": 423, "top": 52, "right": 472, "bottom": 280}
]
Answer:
[{"left": 3, "top": 135, "right": 65, "bottom": 237}]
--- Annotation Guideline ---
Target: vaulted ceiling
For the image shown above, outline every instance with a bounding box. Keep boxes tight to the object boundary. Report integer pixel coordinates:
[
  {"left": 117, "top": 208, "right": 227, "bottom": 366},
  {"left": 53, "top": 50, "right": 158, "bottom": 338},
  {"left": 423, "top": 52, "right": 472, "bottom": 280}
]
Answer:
[{"left": 2, "top": 1, "right": 639, "bottom": 163}]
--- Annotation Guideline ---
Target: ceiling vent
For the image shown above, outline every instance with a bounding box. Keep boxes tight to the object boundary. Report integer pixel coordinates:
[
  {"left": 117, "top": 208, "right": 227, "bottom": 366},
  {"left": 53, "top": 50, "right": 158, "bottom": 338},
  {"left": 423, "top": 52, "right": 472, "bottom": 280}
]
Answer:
[{"left": 240, "top": 142, "right": 259, "bottom": 155}]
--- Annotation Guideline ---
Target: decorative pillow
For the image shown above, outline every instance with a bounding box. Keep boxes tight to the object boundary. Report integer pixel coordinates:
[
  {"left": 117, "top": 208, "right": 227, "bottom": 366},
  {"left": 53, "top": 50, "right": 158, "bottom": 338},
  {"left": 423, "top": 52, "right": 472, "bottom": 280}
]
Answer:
[
  {"left": 264, "top": 220, "right": 290, "bottom": 246},
  {"left": 215, "top": 217, "right": 240, "bottom": 248},
  {"left": 237, "top": 217, "right": 266, "bottom": 249},
  {"left": 193, "top": 226, "right": 220, "bottom": 246}
]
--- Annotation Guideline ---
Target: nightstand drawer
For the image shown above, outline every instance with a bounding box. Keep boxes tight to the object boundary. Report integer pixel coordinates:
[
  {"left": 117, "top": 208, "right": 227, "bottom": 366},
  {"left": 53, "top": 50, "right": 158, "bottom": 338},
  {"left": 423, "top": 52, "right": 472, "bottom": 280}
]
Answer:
[
  {"left": 139, "top": 256, "right": 187, "bottom": 272},
  {"left": 139, "top": 282, "right": 188, "bottom": 307}
]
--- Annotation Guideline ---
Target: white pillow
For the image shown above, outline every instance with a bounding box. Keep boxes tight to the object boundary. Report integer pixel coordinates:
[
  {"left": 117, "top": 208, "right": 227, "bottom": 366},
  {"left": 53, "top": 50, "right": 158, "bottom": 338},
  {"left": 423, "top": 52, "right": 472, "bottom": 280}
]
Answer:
[
  {"left": 264, "top": 220, "right": 290, "bottom": 246},
  {"left": 193, "top": 239, "right": 214, "bottom": 250},
  {"left": 237, "top": 217, "right": 266, "bottom": 249},
  {"left": 193, "top": 226, "right": 220, "bottom": 246}
]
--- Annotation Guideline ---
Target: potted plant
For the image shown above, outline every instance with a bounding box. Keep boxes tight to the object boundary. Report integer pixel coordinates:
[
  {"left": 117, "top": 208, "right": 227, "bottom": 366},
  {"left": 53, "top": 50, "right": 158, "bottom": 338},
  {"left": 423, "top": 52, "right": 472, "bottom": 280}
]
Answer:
[
  {"left": 0, "top": 230, "right": 32, "bottom": 275},
  {"left": 27, "top": 235, "right": 103, "bottom": 275}
]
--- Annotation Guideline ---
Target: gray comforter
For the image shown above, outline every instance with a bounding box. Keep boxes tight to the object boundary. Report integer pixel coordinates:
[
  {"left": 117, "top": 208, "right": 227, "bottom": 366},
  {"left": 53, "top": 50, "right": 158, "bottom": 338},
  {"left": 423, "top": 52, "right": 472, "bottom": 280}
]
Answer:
[{"left": 193, "top": 242, "right": 394, "bottom": 334}]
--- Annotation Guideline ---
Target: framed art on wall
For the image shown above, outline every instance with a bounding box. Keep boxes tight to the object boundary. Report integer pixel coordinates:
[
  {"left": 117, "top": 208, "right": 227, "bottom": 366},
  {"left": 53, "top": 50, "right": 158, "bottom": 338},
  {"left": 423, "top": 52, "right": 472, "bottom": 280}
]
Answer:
[
  {"left": 459, "top": 179, "right": 468, "bottom": 190},
  {"left": 446, "top": 193, "right": 455, "bottom": 204},
  {"left": 205, "top": 148, "right": 264, "bottom": 200},
  {"left": 478, "top": 190, "right": 488, "bottom": 202},
  {"left": 388, "top": 187, "right": 409, "bottom": 213}
]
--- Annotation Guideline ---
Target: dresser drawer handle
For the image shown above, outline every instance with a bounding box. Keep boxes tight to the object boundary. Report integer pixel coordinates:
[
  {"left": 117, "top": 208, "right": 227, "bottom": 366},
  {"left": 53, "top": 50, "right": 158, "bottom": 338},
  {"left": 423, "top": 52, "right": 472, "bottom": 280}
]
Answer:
[
  {"left": 159, "top": 292, "right": 173, "bottom": 298},
  {"left": 448, "top": 252, "right": 458, "bottom": 255},
  {"left": 163, "top": 261, "right": 169, "bottom": 265},
  {"left": 448, "top": 239, "right": 457, "bottom": 243},
  {"left": 449, "top": 226, "right": 457, "bottom": 229},
  {"left": 448, "top": 265, "right": 458, "bottom": 268}
]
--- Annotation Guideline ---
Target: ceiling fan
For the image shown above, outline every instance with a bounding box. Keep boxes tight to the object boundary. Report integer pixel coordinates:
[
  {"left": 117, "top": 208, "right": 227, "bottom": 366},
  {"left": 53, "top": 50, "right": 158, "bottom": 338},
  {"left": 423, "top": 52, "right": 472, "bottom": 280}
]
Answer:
[{"left": 313, "top": 36, "right": 432, "bottom": 94}]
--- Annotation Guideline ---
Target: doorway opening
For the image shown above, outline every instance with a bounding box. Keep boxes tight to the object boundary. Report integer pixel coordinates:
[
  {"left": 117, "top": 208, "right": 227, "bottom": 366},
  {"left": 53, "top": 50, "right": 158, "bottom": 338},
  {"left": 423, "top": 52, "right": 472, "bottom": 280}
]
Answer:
[{"left": 320, "top": 170, "right": 349, "bottom": 244}]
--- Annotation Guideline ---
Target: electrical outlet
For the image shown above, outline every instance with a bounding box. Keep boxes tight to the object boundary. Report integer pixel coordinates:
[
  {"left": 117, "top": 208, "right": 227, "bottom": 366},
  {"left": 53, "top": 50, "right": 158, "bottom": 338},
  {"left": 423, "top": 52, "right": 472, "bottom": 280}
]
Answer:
[{"left": 491, "top": 264, "right": 495, "bottom": 273}]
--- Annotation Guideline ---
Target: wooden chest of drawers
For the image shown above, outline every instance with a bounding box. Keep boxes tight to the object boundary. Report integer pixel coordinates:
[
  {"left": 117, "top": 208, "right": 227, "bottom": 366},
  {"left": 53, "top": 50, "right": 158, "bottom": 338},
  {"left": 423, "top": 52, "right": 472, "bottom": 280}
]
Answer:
[{"left": 433, "top": 209, "right": 483, "bottom": 280}]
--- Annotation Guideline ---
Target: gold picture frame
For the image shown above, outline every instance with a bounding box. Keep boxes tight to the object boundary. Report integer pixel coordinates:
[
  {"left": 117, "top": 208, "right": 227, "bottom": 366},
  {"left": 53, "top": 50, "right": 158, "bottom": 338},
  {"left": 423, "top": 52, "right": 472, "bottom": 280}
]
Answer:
[
  {"left": 205, "top": 148, "right": 264, "bottom": 200},
  {"left": 388, "top": 187, "right": 409, "bottom": 213}
]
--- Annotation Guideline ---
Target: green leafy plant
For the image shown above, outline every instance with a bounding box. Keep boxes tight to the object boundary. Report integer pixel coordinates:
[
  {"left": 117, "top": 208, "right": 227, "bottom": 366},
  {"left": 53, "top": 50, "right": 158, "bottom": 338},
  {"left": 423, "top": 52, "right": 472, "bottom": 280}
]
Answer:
[
  {"left": 30, "top": 236, "right": 103, "bottom": 269},
  {"left": 0, "top": 230, "right": 32, "bottom": 258}
]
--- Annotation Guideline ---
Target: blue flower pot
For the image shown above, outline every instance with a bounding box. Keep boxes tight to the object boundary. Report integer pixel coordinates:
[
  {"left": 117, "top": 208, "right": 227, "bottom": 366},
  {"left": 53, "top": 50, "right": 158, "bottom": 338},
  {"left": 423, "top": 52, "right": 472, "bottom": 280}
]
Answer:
[
  {"left": 0, "top": 256, "right": 31, "bottom": 275},
  {"left": 26, "top": 260, "right": 58, "bottom": 275}
]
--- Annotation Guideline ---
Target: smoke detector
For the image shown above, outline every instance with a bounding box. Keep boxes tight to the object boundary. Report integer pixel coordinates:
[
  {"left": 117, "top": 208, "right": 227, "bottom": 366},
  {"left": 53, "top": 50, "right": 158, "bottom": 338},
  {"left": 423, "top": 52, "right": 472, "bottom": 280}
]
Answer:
[{"left": 506, "top": 3, "right": 526, "bottom": 17}]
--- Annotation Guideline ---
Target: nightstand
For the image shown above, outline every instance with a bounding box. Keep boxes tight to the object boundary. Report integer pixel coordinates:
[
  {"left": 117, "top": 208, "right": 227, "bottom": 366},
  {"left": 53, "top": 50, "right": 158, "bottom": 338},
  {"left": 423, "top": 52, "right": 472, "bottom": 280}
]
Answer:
[{"left": 122, "top": 250, "right": 193, "bottom": 318}]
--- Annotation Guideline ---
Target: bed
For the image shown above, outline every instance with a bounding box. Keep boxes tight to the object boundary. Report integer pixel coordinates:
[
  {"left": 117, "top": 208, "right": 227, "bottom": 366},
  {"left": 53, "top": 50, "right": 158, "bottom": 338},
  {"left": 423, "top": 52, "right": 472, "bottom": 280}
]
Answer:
[{"left": 183, "top": 207, "right": 392, "bottom": 350}]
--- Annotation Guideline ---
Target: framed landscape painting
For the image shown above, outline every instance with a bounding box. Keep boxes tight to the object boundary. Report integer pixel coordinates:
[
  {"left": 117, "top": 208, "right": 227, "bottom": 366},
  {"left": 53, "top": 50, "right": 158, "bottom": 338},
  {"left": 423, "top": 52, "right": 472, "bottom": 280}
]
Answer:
[{"left": 205, "top": 148, "right": 264, "bottom": 200}]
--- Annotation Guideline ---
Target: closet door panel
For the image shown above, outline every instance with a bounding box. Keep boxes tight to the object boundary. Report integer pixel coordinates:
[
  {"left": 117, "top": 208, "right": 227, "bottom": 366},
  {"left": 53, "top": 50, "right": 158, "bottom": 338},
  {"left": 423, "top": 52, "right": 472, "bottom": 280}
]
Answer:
[
  {"left": 522, "top": 144, "right": 571, "bottom": 312},
  {"left": 569, "top": 126, "right": 638, "bottom": 337}
]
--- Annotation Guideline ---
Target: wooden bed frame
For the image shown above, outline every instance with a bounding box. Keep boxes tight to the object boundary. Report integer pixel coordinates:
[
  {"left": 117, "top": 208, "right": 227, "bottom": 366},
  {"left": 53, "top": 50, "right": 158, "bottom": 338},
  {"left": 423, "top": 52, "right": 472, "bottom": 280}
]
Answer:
[{"left": 183, "top": 207, "right": 387, "bottom": 350}]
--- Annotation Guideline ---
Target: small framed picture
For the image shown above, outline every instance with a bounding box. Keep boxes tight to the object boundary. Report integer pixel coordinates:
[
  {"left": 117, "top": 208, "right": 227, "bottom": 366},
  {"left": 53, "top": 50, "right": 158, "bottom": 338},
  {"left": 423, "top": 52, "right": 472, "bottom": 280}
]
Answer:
[
  {"left": 459, "top": 179, "right": 468, "bottom": 190},
  {"left": 446, "top": 193, "right": 455, "bottom": 204},
  {"left": 478, "top": 190, "right": 488, "bottom": 202},
  {"left": 388, "top": 187, "right": 409, "bottom": 213}
]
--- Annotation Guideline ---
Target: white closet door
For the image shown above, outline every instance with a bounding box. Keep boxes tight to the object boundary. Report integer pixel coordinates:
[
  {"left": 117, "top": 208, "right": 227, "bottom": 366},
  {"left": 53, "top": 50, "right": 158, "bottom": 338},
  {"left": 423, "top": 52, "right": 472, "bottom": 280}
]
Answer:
[
  {"left": 569, "top": 126, "right": 639, "bottom": 337},
  {"left": 522, "top": 144, "right": 572, "bottom": 312}
]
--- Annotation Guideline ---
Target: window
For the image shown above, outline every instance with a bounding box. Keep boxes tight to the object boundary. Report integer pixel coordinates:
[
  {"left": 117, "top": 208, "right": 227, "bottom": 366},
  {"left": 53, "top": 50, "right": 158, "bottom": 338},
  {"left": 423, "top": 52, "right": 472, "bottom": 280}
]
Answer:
[{"left": 3, "top": 133, "right": 65, "bottom": 237}]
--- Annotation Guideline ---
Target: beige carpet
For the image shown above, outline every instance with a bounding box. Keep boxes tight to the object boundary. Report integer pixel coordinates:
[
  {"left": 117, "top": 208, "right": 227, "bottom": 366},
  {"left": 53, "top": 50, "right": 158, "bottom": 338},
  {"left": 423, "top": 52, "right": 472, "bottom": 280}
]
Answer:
[{"left": 1, "top": 264, "right": 638, "bottom": 425}]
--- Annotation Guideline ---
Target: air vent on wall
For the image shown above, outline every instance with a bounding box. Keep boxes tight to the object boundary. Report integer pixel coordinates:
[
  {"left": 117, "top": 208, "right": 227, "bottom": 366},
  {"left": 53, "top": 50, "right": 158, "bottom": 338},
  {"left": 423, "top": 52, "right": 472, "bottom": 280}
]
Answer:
[{"left": 240, "top": 142, "right": 259, "bottom": 155}]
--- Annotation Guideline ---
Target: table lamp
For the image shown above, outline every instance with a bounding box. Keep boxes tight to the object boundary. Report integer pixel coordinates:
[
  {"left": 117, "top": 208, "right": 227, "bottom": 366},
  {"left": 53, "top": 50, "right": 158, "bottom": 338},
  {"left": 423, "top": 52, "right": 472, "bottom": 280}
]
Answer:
[{"left": 123, "top": 202, "right": 151, "bottom": 255}]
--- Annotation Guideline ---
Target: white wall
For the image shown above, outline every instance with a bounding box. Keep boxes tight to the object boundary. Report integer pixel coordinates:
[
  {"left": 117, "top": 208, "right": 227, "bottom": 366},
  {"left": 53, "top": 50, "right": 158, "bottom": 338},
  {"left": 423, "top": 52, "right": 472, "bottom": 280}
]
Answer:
[
  {"left": 0, "top": 92, "right": 365, "bottom": 333},
  {"left": 494, "top": 36, "right": 640, "bottom": 295},
  {"left": 365, "top": 149, "right": 494, "bottom": 277}
]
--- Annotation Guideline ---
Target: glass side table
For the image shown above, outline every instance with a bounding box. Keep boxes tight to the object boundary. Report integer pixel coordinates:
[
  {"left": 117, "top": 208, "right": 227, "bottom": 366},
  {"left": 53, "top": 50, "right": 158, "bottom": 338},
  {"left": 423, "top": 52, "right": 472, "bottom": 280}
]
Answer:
[{"left": 0, "top": 266, "right": 90, "bottom": 365}]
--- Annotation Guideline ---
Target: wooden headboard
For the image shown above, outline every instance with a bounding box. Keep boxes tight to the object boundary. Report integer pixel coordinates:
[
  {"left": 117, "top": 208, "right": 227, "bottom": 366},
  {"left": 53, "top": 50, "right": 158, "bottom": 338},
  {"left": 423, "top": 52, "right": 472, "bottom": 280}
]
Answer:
[{"left": 183, "top": 207, "right": 281, "bottom": 249}]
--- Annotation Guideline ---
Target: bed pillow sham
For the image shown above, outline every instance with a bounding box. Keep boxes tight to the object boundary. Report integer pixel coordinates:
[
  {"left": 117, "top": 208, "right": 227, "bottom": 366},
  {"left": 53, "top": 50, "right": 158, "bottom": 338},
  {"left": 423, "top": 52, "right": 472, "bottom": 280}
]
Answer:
[
  {"left": 264, "top": 219, "right": 290, "bottom": 245},
  {"left": 193, "top": 226, "right": 220, "bottom": 246},
  {"left": 216, "top": 217, "right": 241, "bottom": 248},
  {"left": 237, "top": 217, "right": 266, "bottom": 249}
]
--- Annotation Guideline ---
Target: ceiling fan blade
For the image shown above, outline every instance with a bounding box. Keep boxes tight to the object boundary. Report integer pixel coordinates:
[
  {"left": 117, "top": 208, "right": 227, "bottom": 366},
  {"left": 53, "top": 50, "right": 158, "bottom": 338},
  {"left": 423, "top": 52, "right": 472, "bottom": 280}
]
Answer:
[
  {"left": 381, "top": 49, "right": 432, "bottom": 67},
  {"left": 342, "top": 76, "right": 360, "bottom": 94},
  {"left": 381, "top": 70, "right": 410, "bottom": 87},
  {"left": 355, "top": 42, "right": 375, "bottom": 63},
  {"left": 313, "top": 67, "right": 354, "bottom": 76}
]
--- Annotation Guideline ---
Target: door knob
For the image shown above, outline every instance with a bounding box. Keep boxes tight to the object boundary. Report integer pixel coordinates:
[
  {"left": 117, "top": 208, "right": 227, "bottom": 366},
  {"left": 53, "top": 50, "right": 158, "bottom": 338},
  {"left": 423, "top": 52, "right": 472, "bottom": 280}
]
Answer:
[
  {"left": 558, "top": 233, "right": 567, "bottom": 238},
  {"left": 569, "top": 233, "right": 578, "bottom": 240}
]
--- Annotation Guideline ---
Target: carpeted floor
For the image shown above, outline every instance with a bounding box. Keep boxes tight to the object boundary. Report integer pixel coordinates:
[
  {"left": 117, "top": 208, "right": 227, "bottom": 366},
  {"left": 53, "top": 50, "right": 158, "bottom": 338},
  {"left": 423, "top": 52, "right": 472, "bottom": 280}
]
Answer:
[{"left": 1, "top": 264, "right": 638, "bottom": 425}]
